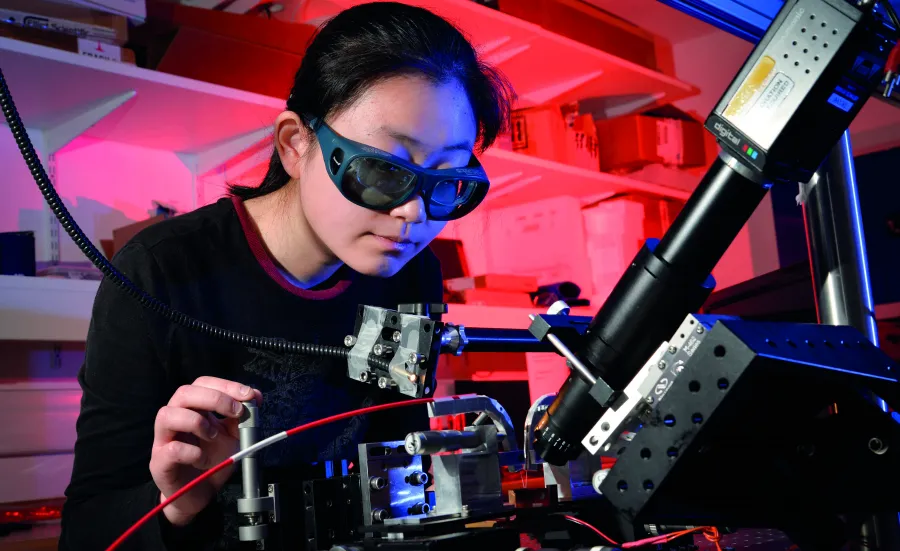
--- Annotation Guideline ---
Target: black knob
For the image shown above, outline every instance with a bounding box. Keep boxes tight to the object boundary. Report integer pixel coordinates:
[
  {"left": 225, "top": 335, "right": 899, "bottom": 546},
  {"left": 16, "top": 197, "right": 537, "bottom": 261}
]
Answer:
[{"left": 398, "top": 303, "right": 448, "bottom": 320}]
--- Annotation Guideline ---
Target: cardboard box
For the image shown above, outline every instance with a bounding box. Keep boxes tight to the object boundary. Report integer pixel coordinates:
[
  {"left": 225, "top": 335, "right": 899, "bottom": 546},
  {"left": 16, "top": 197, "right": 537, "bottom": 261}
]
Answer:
[
  {"left": 0, "top": 0, "right": 129, "bottom": 44},
  {"left": 583, "top": 195, "right": 684, "bottom": 301},
  {"left": 130, "top": 3, "right": 317, "bottom": 97},
  {"left": 565, "top": 113, "right": 600, "bottom": 171},
  {"left": 112, "top": 214, "right": 166, "bottom": 256},
  {"left": 43, "top": 0, "right": 146, "bottom": 21},
  {"left": 595, "top": 109, "right": 707, "bottom": 173},
  {"left": 461, "top": 289, "right": 534, "bottom": 308},
  {"left": 484, "top": 196, "right": 593, "bottom": 297},
  {"left": 511, "top": 105, "right": 600, "bottom": 170},
  {"left": 445, "top": 274, "right": 539, "bottom": 293},
  {"left": 496, "top": 0, "right": 674, "bottom": 74},
  {"left": 0, "top": 23, "right": 136, "bottom": 64}
]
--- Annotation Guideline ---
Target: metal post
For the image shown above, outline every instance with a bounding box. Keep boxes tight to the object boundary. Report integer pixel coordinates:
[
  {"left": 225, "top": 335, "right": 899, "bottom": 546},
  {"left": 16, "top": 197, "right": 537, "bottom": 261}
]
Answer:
[
  {"left": 802, "top": 130, "right": 879, "bottom": 347},
  {"left": 801, "top": 129, "right": 898, "bottom": 551}
]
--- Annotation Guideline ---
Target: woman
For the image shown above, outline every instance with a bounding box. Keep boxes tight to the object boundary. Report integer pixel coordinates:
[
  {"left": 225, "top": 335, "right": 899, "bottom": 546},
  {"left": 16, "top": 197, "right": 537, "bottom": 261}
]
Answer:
[{"left": 59, "top": 3, "right": 514, "bottom": 549}]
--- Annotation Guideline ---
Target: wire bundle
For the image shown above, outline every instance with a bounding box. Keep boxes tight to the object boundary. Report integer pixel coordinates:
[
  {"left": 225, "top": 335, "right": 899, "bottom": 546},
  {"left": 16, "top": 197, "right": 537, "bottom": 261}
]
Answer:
[{"left": 564, "top": 514, "right": 724, "bottom": 550}]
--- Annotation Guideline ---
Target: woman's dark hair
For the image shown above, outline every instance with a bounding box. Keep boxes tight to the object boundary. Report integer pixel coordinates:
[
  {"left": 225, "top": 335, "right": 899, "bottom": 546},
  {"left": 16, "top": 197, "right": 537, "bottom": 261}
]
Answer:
[{"left": 229, "top": 1, "right": 516, "bottom": 200}]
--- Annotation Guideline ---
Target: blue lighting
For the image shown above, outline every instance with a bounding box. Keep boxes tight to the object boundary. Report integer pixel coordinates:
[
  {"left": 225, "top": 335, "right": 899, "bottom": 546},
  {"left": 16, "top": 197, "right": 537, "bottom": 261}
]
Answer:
[
  {"left": 656, "top": 0, "right": 782, "bottom": 42},
  {"left": 658, "top": 0, "right": 900, "bottom": 42}
]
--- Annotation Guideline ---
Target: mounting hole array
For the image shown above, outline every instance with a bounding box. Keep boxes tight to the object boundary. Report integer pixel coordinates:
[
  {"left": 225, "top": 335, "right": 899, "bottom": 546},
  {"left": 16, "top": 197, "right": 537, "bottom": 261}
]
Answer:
[
  {"left": 766, "top": 337, "right": 866, "bottom": 349},
  {"left": 789, "top": 17, "right": 833, "bottom": 74}
]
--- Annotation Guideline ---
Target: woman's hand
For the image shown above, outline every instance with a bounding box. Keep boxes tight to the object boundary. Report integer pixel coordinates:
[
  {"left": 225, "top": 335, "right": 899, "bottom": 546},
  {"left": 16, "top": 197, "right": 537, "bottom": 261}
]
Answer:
[{"left": 150, "top": 376, "right": 263, "bottom": 527}]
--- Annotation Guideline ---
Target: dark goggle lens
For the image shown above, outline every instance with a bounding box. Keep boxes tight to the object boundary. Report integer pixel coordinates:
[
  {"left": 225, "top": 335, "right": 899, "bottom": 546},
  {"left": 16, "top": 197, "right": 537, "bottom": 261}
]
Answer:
[
  {"left": 343, "top": 157, "right": 416, "bottom": 207},
  {"left": 428, "top": 179, "right": 485, "bottom": 219}
]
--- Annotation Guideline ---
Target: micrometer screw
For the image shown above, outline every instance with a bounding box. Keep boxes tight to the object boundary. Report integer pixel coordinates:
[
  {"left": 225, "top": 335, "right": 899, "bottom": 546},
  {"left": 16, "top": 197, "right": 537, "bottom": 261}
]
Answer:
[
  {"left": 344, "top": 335, "right": 357, "bottom": 347},
  {"left": 657, "top": 360, "right": 667, "bottom": 370},
  {"left": 392, "top": 331, "right": 402, "bottom": 343}
]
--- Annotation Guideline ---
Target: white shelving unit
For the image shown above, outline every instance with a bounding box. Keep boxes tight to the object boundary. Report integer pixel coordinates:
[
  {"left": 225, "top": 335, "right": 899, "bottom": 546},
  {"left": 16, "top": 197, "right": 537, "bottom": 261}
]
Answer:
[
  {"left": 0, "top": 275, "right": 99, "bottom": 341},
  {"left": 0, "top": 37, "right": 280, "bottom": 169},
  {"left": 0, "top": 4, "right": 700, "bottom": 507},
  {"left": 298, "top": 0, "right": 699, "bottom": 112},
  {"left": 0, "top": 22, "right": 699, "bottom": 344}
]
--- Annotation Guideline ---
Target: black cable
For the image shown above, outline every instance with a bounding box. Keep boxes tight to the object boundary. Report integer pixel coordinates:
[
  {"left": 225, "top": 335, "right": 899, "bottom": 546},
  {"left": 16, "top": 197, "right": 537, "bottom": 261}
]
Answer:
[
  {"left": 883, "top": 0, "right": 900, "bottom": 32},
  {"left": 0, "top": 66, "right": 370, "bottom": 362}
]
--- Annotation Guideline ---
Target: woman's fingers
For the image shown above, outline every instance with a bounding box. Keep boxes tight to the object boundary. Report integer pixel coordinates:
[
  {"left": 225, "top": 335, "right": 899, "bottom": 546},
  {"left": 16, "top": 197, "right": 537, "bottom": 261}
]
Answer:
[
  {"left": 155, "top": 406, "right": 219, "bottom": 444},
  {"left": 168, "top": 384, "right": 244, "bottom": 418}
]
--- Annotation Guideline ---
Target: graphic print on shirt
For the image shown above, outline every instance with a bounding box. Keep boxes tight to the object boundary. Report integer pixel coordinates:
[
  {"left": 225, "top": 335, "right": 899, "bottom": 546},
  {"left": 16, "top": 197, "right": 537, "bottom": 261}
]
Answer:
[{"left": 241, "top": 347, "right": 373, "bottom": 466}]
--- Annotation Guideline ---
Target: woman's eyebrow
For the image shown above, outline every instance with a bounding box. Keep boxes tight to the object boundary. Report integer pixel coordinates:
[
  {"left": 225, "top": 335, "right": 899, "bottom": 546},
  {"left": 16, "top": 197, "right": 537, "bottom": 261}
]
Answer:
[{"left": 377, "top": 126, "right": 473, "bottom": 153}]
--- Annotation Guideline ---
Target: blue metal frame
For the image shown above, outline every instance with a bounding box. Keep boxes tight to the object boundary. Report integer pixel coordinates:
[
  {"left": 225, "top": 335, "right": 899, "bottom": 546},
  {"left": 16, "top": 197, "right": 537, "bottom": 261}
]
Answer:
[
  {"left": 659, "top": 0, "right": 899, "bottom": 42},
  {"left": 657, "top": 0, "right": 781, "bottom": 42}
]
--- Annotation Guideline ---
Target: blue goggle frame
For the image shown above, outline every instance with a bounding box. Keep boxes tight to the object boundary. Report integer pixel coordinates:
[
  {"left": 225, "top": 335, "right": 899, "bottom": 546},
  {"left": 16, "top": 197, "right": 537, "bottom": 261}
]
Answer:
[{"left": 306, "top": 115, "right": 491, "bottom": 221}]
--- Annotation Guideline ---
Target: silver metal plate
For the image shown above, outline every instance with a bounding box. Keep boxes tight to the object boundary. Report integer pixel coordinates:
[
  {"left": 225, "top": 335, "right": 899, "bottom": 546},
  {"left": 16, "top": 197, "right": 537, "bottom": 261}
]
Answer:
[{"left": 720, "top": 0, "right": 851, "bottom": 148}]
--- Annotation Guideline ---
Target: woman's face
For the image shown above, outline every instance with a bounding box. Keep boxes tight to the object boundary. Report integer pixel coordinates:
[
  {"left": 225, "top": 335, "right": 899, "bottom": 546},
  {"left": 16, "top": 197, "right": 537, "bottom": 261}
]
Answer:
[{"left": 298, "top": 75, "right": 477, "bottom": 277}]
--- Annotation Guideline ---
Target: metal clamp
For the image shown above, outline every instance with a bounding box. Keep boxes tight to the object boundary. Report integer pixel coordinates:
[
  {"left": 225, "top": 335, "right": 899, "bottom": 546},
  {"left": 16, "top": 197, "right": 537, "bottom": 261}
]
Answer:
[
  {"left": 237, "top": 401, "right": 280, "bottom": 546},
  {"left": 424, "top": 394, "right": 518, "bottom": 452}
]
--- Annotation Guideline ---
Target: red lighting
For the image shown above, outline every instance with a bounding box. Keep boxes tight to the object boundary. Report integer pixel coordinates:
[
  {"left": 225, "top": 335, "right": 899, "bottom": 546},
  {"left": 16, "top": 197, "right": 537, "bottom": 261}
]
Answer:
[{"left": 0, "top": 500, "right": 65, "bottom": 524}]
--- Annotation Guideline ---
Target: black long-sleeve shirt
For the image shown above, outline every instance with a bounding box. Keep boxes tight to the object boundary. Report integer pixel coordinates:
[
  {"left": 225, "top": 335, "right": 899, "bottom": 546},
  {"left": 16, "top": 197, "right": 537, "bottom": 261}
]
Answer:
[{"left": 60, "top": 196, "right": 442, "bottom": 551}]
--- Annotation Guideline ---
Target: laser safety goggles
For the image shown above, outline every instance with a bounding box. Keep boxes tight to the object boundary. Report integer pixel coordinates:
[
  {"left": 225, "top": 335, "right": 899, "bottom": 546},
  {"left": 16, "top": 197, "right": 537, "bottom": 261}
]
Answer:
[{"left": 306, "top": 115, "right": 491, "bottom": 221}]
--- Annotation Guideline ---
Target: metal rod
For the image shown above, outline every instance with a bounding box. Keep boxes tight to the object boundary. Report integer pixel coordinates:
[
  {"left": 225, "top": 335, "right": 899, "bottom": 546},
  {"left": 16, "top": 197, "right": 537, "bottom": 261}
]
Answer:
[
  {"left": 459, "top": 327, "right": 554, "bottom": 353},
  {"left": 801, "top": 130, "right": 897, "bottom": 551},
  {"left": 546, "top": 333, "right": 597, "bottom": 386},
  {"left": 802, "top": 131, "right": 882, "bottom": 394}
]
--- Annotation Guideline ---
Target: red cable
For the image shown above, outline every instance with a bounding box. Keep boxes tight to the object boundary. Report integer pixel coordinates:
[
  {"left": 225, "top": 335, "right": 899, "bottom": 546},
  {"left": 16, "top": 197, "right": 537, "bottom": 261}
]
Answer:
[
  {"left": 564, "top": 514, "right": 619, "bottom": 546},
  {"left": 105, "top": 397, "right": 434, "bottom": 551},
  {"left": 564, "top": 515, "right": 724, "bottom": 549},
  {"left": 887, "top": 41, "right": 900, "bottom": 75}
]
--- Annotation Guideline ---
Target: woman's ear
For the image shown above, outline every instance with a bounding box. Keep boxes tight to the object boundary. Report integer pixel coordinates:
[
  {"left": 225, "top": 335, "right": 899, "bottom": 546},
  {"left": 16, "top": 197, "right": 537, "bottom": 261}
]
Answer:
[{"left": 274, "top": 111, "right": 310, "bottom": 179}]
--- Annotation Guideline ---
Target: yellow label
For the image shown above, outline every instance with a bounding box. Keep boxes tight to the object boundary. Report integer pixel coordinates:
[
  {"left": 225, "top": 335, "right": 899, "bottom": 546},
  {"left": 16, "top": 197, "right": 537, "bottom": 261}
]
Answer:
[{"left": 724, "top": 55, "right": 776, "bottom": 118}]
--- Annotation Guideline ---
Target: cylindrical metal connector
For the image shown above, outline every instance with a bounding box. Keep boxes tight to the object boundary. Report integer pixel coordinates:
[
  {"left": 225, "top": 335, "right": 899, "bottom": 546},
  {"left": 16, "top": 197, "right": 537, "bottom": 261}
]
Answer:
[
  {"left": 404, "top": 430, "right": 482, "bottom": 455},
  {"left": 371, "top": 508, "right": 390, "bottom": 522},
  {"left": 409, "top": 502, "right": 430, "bottom": 515},
  {"left": 239, "top": 401, "right": 260, "bottom": 500},
  {"left": 369, "top": 476, "right": 386, "bottom": 491},
  {"left": 408, "top": 472, "right": 429, "bottom": 486}
]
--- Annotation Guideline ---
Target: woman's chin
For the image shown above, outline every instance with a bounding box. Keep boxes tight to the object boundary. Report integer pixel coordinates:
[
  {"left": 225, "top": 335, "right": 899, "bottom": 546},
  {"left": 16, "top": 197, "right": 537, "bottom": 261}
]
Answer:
[{"left": 344, "top": 253, "right": 407, "bottom": 278}]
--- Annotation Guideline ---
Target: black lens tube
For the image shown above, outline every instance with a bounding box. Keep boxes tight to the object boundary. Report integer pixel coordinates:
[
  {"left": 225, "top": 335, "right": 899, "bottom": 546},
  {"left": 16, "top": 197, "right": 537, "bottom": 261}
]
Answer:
[
  {"left": 460, "top": 328, "right": 555, "bottom": 353},
  {"left": 533, "top": 152, "right": 771, "bottom": 465}
]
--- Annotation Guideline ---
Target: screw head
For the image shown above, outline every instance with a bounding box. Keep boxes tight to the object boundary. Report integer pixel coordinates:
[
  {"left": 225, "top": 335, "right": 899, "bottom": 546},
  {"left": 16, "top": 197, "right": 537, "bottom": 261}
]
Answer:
[
  {"left": 408, "top": 352, "right": 423, "bottom": 364},
  {"left": 373, "top": 344, "right": 384, "bottom": 356},
  {"left": 359, "top": 372, "right": 370, "bottom": 382},
  {"left": 392, "top": 331, "right": 402, "bottom": 343},
  {"left": 646, "top": 396, "right": 654, "bottom": 404},
  {"left": 344, "top": 335, "right": 357, "bottom": 347},
  {"left": 378, "top": 377, "right": 389, "bottom": 389},
  {"left": 668, "top": 346, "right": 677, "bottom": 354},
  {"left": 696, "top": 326, "right": 705, "bottom": 334},
  {"left": 657, "top": 360, "right": 667, "bottom": 370}
]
